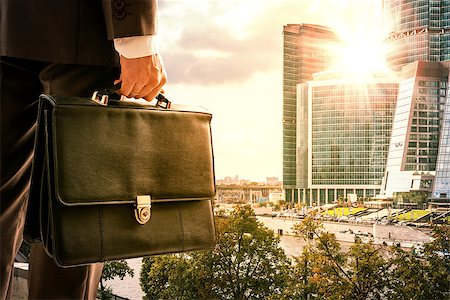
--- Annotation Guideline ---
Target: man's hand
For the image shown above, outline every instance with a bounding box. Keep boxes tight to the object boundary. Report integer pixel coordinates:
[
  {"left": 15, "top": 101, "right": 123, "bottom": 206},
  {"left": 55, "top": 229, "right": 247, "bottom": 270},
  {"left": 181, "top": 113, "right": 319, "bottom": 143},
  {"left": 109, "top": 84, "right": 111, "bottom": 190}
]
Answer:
[{"left": 115, "top": 54, "right": 167, "bottom": 101}]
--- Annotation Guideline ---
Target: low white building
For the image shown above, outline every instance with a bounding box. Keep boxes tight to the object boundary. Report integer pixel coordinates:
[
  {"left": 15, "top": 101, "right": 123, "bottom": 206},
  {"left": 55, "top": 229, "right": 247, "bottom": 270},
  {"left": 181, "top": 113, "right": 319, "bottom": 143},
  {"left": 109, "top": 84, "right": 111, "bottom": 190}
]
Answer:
[{"left": 269, "top": 192, "right": 285, "bottom": 203}]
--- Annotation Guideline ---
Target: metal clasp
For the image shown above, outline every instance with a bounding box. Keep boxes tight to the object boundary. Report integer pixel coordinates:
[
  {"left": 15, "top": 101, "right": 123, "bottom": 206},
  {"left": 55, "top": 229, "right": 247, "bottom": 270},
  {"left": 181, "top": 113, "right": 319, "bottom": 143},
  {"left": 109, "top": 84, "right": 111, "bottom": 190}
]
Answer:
[
  {"left": 155, "top": 94, "right": 171, "bottom": 109},
  {"left": 91, "top": 91, "right": 109, "bottom": 106},
  {"left": 134, "top": 195, "right": 151, "bottom": 225}
]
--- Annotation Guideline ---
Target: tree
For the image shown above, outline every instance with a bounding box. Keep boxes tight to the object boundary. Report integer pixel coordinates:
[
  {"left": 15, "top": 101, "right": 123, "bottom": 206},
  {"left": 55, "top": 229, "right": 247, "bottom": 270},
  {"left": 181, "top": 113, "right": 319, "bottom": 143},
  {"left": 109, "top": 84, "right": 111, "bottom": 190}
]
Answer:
[
  {"left": 389, "top": 225, "right": 450, "bottom": 300},
  {"left": 291, "top": 215, "right": 393, "bottom": 300},
  {"left": 99, "top": 260, "right": 134, "bottom": 300},
  {"left": 291, "top": 215, "right": 450, "bottom": 300},
  {"left": 394, "top": 191, "right": 429, "bottom": 206},
  {"left": 140, "top": 205, "right": 291, "bottom": 300},
  {"left": 268, "top": 246, "right": 318, "bottom": 300},
  {"left": 277, "top": 200, "right": 287, "bottom": 208},
  {"left": 140, "top": 254, "right": 200, "bottom": 300}
]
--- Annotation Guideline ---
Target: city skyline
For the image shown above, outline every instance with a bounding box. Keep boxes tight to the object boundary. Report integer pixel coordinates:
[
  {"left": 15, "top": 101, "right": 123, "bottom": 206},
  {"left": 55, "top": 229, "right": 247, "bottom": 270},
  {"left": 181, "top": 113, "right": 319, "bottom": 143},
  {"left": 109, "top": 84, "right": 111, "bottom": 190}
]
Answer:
[
  {"left": 156, "top": 0, "right": 385, "bottom": 181},
  {"left": 282, "top": 0, "right": 450, "bottom": 202}
]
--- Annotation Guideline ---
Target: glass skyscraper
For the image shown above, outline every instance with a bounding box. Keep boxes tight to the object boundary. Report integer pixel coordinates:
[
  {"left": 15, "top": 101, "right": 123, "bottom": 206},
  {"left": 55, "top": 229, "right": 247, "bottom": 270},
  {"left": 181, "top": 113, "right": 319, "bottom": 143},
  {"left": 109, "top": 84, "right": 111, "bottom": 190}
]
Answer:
[
  {"left": 382, "top": 62, "right": 446, "bottom": 197},
  {"left": 282, "top": 24, "right": 337, "bottom": 202},
  {"left": 282, "top": 3, "right": 450, "bottom": 204},
  {"left": 384, "top": 0, "right": 450, "bottom": 70},
  {"left": 433, "top": 93, "right": 450, "bottom": 199},
  {"left": 299, "top": 72, "right": 398, "bottom": 205},
  {"left": 382, "top": 0, "right": 450, "bottom": 202}
]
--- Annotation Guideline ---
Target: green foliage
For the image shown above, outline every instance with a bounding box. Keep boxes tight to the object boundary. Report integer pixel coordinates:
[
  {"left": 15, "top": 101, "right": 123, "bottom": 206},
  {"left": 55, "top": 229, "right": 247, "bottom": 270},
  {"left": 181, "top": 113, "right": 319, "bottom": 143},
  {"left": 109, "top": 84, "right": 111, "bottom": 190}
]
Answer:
[
  {"left": 99, "top": 260, "right": 134, "bottom": 300},
  {"left": 267, "top": 247, "right": 317, "bottom": 300},
  {"left": 140, "top": 255, "right": 200, "bottom": 300},
  {"left": 101, "top": 260, "right": 134, "bottom": 281},
  {"left": 395, "top": 209, "right": 428, "bottom": 221},
  {"left": 139, "top": 210, "right": 449, "bottom": 300},
  {"left": 140, "top": 205, "right": 291, "bottom": 300},
  {"left": 98, "top": 287, "right": 114, "bottom": 300},
  {"left": 277, "top": 200, "right": 287, "bottom": 208},
  {"left": 388, "top": 226, "right": 450, "bottom": 300},
  {"left": 292, "top": 215, "right": 450, "bottom": 300},
  {"left": 394, "top": 191, "right": 430, "bottom": 205}
]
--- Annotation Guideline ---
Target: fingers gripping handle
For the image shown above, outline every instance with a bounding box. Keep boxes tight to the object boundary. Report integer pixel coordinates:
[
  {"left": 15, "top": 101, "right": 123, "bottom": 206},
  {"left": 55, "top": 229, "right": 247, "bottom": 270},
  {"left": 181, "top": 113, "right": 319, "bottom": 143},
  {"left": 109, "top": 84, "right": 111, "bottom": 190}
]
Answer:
[{"left": 91, "top": 83, "right": 171, "bottom": 109}]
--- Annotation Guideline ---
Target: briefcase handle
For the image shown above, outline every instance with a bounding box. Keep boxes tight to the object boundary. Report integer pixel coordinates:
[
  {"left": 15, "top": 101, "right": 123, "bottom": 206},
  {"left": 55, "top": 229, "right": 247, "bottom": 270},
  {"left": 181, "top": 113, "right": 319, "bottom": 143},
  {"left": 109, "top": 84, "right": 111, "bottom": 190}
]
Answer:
[{"left": 91, "top": 84, "right": 171, "bottom": 109}]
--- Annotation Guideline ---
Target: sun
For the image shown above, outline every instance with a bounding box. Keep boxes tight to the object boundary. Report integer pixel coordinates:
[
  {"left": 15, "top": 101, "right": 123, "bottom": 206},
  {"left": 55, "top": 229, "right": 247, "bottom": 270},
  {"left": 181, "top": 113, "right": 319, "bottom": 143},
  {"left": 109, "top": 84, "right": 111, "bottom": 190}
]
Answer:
[
  {"left": 318, "top": 0, "right": 394, "bottom": 79},
  {"left": 329, "top": 28, "right": 391, "bottom": 77}
]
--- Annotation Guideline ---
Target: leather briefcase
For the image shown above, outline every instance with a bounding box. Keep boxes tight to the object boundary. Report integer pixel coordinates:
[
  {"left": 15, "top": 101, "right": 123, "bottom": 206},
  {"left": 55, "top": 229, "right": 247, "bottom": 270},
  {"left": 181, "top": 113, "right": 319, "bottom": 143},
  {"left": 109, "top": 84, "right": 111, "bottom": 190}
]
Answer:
[{"left": 26, "top": 91, "right": 216, "bottom": 267}]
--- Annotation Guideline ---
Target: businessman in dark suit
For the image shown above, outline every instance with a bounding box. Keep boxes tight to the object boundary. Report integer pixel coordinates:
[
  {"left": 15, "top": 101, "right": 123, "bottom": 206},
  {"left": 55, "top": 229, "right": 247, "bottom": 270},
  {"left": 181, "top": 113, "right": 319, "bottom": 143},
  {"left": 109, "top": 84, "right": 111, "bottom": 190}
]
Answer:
[{"left": 0, "top": 0, "right": 166, "bottom": 298}]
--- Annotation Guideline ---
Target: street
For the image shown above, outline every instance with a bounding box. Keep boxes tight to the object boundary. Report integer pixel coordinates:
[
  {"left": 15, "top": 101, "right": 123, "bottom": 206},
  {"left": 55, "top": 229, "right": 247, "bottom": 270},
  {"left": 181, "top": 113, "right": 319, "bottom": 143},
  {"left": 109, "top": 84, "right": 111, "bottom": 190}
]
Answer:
[{"left": 257, "top": 216, "right": 433, "bottom": 256}]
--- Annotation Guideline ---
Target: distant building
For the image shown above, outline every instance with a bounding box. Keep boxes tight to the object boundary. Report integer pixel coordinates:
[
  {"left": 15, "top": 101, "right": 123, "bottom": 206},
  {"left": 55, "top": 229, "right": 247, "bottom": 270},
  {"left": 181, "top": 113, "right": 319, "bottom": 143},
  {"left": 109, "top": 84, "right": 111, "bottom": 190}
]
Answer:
[
  {"left": 239, "top": 179, "right": 251, "bottom": 185},
  {"left": 269, "top": 192, "right": 285, "bottom": 203},
  {"left": 216, "top": 184, "right": 283, "bottom": 204},
  {"left": 217, "top": 177, "right": 281, "bottom": 186},
  {"left": 384, "top": 0, "right": 450, "bottom": 70},
  {"left": 266, "top": 177, "right": 280, "bottom": 185},
  {"left": 217, "top": 175, "right": 240, "bottom": 185},
  {"left": 297, "top": 71, "right": 399, "bottom": 206},
  {"left": 282, "top": 24, "right": 338, "bottom": 202}
]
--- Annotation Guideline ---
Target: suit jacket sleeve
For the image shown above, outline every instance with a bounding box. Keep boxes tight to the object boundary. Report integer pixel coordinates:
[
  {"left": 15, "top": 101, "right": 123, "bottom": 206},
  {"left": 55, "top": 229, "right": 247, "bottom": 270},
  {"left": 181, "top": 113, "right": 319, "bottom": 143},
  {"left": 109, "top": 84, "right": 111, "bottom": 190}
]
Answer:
[{"left": 102, "top": 0, "right": 158, "bottom": 39}]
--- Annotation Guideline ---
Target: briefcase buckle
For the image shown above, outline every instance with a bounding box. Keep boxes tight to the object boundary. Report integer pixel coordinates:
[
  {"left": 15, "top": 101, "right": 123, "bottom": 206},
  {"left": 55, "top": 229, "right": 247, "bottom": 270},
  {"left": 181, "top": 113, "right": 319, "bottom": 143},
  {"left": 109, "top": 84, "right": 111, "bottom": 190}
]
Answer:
[
  {"left": 135, "top": 195, "right": 152, "bottom": 225},
  {"left": 91, "top": 91, "right": 109, "bottom": 106},
  {"left": 156, "top": 94, "right": 171, "bottom": 109}
]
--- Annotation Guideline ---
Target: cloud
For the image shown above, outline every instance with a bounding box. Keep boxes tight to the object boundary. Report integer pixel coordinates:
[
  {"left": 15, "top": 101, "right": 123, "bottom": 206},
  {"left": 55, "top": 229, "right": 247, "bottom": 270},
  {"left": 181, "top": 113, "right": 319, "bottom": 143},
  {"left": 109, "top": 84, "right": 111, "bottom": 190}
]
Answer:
[
  {"left": 158, "top": 1, "right": 285, "bottom": 85},
  {"left": 156, "top": 0, "right": 383, "bottom": 180},
  {"left": 158, "top": 0, "right": 381, "bottom": 85}
]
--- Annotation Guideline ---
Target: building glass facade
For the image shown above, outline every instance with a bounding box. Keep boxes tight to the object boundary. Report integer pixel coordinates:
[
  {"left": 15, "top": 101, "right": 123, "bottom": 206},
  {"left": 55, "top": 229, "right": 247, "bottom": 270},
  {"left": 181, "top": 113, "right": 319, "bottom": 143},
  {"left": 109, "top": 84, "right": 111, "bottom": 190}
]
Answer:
[
  {"left": 282, "top": 24, "right": 337, "bottom": 202},
  {"left": 297, "top": 73, "right": 398, "bottom": 206},
  {"left": 381, "top": 61, "right": 450, "bottom": 199},
  {"left": 381, "top": 2, "right": 450, "bottom": 202},
  {"left": 283, "top": 24, "right": 336, "bottom": 201},
  {"left": 384, "top": 0, "right": 450, "bottom": 70},
  {"left": 404, "top": 79, "right": 443, "bottom": 172},
  {"left": 433, "top": 83, "right": 450, "bottom": 198}
]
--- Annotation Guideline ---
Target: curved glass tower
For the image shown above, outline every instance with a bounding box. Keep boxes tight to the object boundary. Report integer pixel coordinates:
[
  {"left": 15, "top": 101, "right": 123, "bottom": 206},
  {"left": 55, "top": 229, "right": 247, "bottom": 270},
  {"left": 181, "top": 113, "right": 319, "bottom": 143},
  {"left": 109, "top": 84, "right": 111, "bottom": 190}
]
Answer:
[
  {"left": 382, "top": 1, "right": 450, "bottom": 202},
  {"left": 384, "top": 0, "right": 450, "bottom": 70}
]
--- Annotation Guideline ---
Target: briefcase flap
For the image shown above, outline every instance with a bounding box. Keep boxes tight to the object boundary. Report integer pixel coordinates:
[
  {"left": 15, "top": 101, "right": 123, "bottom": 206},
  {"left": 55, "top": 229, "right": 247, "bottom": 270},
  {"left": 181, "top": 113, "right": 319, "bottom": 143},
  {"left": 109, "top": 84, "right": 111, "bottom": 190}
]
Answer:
[{"left": 44, "top": 95, "right": 215, "bottom": 206}]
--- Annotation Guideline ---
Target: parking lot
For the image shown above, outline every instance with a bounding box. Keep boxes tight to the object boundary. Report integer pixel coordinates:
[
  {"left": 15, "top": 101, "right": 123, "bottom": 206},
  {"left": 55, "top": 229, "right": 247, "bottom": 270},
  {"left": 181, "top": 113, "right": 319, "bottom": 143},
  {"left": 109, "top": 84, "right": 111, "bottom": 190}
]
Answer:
[{"left": 256, "top": 216, "right": 433, "bottom": 251}]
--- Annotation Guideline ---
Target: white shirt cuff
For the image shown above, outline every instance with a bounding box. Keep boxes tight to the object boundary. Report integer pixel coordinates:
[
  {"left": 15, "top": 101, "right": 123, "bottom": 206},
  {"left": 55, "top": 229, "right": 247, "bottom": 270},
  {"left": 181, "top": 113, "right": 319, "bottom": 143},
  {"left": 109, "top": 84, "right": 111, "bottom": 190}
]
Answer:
[{"left": 113, "top": 35, "right": 158, "bottom": 58}]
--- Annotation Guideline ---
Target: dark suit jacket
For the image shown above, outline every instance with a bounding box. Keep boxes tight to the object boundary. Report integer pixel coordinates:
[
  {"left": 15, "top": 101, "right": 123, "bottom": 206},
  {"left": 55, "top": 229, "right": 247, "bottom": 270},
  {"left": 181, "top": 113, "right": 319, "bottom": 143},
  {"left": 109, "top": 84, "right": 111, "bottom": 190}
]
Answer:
[{"left": 0, "top": 0, "right": 157, "bottom": 66}]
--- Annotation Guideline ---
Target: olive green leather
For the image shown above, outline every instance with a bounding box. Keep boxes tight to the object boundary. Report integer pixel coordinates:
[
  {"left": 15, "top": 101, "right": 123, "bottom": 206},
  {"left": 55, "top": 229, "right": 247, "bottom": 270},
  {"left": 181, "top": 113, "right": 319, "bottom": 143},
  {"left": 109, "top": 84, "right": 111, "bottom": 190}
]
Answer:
[{"left": 27, "top": 94, "right": 216, "bottom": 267}]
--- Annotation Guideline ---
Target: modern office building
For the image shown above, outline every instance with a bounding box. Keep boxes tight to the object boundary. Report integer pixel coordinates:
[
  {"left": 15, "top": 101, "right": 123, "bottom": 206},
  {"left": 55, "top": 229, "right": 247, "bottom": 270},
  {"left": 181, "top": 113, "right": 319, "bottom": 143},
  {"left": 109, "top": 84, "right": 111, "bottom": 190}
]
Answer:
[
  {"left": 380, "top": 1, "right": 450, "bottom": 202},
  {"left": 280, "top": 3, "right": 450, "bottom": 205},
  {"left": 381, "top": 61, "right": 450, "bottom": 201},
  {"left": 433, "top": 89, "right": 450, "bottom": 199},
  {"left": 383, "top": 0, "right": 450, "bottom": 70},
  {"left": 282, "top": 24, "right": 337, "bottom": 201},
  {"left": 297, "top": 71, "right": 399, "bottom": 206}
]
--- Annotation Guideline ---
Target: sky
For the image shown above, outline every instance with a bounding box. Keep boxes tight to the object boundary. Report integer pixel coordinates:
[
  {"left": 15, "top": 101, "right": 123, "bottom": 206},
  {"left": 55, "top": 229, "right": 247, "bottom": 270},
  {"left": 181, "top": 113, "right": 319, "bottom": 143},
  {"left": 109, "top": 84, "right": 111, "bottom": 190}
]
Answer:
[{"left": 157, "top": 0, "right": 386, "bottom": 181}]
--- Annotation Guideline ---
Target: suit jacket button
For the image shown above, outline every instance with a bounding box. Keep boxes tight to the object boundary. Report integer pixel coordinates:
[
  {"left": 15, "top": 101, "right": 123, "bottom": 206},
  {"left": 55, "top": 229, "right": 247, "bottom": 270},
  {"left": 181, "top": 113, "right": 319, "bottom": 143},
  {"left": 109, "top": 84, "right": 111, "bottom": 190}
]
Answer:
[
  {"left": 115, "top": 9, "right": 126, "bottom": 20},
  {"left": 114, "top": 0, "right": 125, "bottom": 10}
]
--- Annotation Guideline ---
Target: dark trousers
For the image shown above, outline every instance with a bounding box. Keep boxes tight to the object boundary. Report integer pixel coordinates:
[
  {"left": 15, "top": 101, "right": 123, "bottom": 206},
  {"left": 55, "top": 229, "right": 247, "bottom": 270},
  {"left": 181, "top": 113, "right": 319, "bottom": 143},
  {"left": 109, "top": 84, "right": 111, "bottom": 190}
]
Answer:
[{"left": 0, "top": 57, "right": 120, "bottom": 299}]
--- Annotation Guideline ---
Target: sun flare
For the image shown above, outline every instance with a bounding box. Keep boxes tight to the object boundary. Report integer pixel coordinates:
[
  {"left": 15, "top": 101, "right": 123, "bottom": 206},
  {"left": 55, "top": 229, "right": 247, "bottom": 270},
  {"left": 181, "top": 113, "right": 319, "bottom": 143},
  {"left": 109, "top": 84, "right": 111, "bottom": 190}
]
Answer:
[
  {"left": 314, "top": 0, "right": 395, "bottom": 79},
  {"left": 329, "top": 29, "right": 391, "bottom": 78}
]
